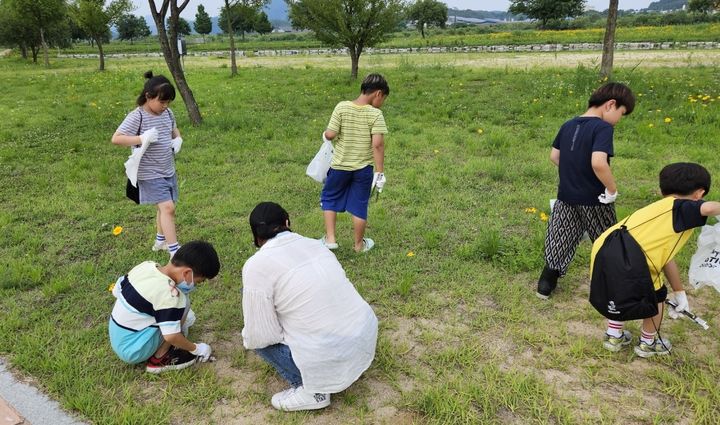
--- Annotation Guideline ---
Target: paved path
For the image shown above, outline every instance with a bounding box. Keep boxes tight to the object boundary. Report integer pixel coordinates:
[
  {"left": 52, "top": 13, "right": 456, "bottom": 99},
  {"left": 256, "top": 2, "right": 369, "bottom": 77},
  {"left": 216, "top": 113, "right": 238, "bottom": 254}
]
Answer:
[{"left": 0, "top": 360, "right": 87, "bottom": 425}]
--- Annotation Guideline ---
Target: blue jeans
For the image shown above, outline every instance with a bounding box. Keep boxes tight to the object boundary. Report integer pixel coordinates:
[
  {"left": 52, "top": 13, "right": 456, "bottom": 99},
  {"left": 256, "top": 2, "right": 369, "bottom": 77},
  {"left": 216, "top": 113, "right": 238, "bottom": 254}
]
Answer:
[{"left": 255, "top": 344, "right": 303, "bottom": 387}]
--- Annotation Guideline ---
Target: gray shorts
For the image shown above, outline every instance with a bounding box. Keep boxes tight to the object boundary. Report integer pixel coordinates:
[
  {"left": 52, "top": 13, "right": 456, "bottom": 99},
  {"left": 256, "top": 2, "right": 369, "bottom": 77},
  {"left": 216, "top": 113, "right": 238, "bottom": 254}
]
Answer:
[{"left": 138, "top": 174, "right": 178, "bottom": 205}]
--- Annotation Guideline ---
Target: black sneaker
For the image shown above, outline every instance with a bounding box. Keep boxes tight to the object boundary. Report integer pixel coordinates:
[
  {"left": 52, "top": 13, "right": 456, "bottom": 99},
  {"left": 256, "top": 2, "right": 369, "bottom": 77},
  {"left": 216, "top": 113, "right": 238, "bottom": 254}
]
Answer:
[
  {"left": 536, "top": 266, "right": 560, "bottom": 300},
  {"left": 146, "top": 346, "right": 197, "bottom": 374}
]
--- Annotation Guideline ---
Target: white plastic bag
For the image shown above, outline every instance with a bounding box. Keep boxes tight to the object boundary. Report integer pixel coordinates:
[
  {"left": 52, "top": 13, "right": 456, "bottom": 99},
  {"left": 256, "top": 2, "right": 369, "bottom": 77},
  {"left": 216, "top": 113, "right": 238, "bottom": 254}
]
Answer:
[
  {"left": 306, "top": 138, "right": 333, "bottom": 183},
  {"left": 689, "top": 219, "right": 720, "bottom": 293}
]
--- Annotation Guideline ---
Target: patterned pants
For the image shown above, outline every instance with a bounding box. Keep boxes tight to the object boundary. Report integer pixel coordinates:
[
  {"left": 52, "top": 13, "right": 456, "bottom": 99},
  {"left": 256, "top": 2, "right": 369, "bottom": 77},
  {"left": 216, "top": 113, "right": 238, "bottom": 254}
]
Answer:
[{"left": 544, "top": 200, "right": 617, "bottom": 276}]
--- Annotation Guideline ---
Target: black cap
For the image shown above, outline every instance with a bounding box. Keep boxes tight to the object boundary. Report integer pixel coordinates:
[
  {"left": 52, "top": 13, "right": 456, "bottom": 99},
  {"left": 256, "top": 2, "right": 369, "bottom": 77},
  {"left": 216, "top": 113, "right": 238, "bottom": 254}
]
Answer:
[{"left": 249, "top": 202, "right": 290, "bottom": 247}]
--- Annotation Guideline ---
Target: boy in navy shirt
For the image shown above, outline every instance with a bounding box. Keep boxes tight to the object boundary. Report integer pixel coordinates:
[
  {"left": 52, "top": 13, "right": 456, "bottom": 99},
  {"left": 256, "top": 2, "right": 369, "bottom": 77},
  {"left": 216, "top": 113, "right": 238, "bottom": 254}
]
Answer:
[{"left": 537, "top": 83, "right": 635, "bottom": 299}]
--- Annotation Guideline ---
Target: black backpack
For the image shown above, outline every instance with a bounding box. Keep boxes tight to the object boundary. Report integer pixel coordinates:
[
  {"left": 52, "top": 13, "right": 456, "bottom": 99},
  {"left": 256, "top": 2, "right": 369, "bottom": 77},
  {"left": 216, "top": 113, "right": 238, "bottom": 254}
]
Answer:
[{"left": 589, "top": 210, "right": 679, "bottom": 321}]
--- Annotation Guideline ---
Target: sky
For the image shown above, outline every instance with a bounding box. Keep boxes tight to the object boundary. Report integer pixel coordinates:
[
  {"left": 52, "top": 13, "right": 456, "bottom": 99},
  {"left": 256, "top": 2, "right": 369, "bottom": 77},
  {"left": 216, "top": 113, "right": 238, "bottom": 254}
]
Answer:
[{"left": 130, "top": 1, "right": 656, "bottom": 19}]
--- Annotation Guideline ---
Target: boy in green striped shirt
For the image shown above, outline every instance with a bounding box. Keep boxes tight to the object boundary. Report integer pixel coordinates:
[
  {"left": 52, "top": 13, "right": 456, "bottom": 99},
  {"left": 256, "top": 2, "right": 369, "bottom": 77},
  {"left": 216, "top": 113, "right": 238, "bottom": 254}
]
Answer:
[{"left": 320, "top": 74, "right": 389, "bottom": 252}]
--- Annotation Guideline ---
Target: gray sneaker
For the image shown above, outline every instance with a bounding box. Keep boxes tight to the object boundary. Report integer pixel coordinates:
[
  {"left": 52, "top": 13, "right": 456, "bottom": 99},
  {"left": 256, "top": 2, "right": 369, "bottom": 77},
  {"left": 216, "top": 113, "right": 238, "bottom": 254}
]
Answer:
[
  {"left": 634, "top": 338, "right": 672, "bottom": 358},
  {"left": 603, "top": 330, "right": 633, "bottom": 352}
]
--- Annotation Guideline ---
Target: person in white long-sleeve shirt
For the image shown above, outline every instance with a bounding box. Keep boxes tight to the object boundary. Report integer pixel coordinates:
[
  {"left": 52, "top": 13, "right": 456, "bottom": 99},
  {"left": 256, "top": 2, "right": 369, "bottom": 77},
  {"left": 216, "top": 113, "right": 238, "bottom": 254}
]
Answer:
[{"left": 242, "top": 202, "right": 378, "bottom": 412}]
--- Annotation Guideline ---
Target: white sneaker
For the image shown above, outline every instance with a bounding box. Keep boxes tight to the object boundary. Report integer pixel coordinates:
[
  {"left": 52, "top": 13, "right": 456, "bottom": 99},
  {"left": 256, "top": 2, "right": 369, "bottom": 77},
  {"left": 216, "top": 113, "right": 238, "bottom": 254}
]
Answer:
[
  {"left": 319, "top": 236, "right": 339, "bottom": 250},
  {"left": 271, "top": 386, "right": 330, "bottom": 411},
  {"left": 152, "top": 241, "right": 168, "bottom": 252}
]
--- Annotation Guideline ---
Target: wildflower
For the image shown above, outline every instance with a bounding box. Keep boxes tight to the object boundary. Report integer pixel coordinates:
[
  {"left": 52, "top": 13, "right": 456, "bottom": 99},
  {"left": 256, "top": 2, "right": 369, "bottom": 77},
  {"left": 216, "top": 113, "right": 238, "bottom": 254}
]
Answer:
[
  {"left": 407, "top": 251, "right": 415, "bottom": 257},
  {"left": 524, "top": 207, "right": 538, "bottom": 214},
  {"left": 648, "top": 123, "right": 654, "bottom": 128},
  {"left": 664, "top": 117, "right": 672, "bottom": 124},
  {"left": 477, "top": 128, "right": 484, "bottom": 135},
  {"left": 638, "top": 93, "right": 643, "bottom": 97},
  {"left": 108, "top": 282, "right": 115, "bottom": 292},
  {"left": 90, "top": 102, "right": 97, "bottom": 108},
  {"left": 690, "top": 99, "right": 698, "bottom": 103},
  {"left": 540, "top": 212, "right": 549, "bottom": 222},
  {"left": 112, "top": 226, "right": 123, "bottom": 235},
  {"left": 433, "top": 149, "right": 439, "bottom": 154},
  {"left": 703, "top": 96, "right": 710, "bottom": 101}
]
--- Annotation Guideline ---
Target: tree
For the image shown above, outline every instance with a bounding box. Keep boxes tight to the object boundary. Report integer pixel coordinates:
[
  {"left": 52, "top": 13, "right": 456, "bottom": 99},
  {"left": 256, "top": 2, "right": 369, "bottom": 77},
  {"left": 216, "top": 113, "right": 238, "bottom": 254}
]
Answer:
[
  {"left": 688, "top": 0, "right": 720, "bottom": 13},
  {"left": 117, "top": 14, "right": 151, "bottom": 44},
  {"left": 407, "top": 0, "right": 448, "bottom": 38},
  {"left": 509, "top": 0, "right": 586, "bottom": 28},
  {"left": 600, "top": 0, "right": 618, "bottom": 79},
  {"left": 167, "top": 16, "right": 192, "bottom": 36},
  {"left": 255, "top": 11, "right": 273, "bottom": 35},
  {"left": 286, "top": 0, "right": 405, "bottom": 79},
  {"left": 194, "top": 4, "right": 212, "bottom": 42},
  {"left": 220, "top": 0, "right": 269, "bottom": 76},
  {"left": 148, "top": 0, "right": 203, "bottom": 125},
  {"left": 71, "top": 0, "right": 132, "bottom": 71},
  {"left": 13, "top": 0, "right": 69, "bottom": 66}
]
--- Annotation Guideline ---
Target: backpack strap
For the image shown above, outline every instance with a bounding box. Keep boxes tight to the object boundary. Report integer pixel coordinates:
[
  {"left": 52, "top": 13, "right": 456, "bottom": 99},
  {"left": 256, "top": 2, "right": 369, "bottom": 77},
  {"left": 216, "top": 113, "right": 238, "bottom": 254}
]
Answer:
[{"left": 132, "top": 109, "right": 143, "bottom": 149}]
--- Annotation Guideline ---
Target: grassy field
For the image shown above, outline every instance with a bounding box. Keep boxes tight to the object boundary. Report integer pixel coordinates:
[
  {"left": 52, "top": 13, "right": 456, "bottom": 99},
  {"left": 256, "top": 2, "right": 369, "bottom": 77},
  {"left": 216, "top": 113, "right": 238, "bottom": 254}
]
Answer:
[
  {"left": 57, "top": 23, "right": 720, "bottom": 55},
  {"left": 1, "top": 51, "right": 720, "bottom": 424}
]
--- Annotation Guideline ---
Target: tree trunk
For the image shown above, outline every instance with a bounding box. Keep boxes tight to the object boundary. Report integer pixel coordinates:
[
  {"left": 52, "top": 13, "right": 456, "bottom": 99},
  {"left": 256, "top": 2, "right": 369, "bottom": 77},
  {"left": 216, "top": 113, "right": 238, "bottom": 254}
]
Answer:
[
  {"left": 31, "top": 46, "right": 38, "bottom": 63},
  {"left": 349, "top": 47, "right": 360, "bottom": 79},
  {"left": 20, "top": 45, "right": 28, "bottom": 59},
  {"left": 97, "top": 38, "right": 105, "bottom": 71},
  {"left": 150, "top": 0, "right": 203, "bottom": 126},
  {"left": 600, "top": 0, "right": 619, "bottom": 79},
  {"left": 420, "top": 23, "right": 425, "bottom": 38},
  {"left": 225, "top": 6, "right": 237, "bottom": 77},
  {"left": 40, "top": 27, "right": 49, "bottom": 67}
]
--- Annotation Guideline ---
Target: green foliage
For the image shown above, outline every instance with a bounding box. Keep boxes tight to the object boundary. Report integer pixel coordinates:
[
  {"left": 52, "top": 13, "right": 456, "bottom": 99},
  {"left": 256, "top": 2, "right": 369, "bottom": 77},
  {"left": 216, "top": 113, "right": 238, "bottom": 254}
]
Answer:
[
  {"left": 509, "top": 0, "right": 586, "bottom": 28},
  {"left": 193, "top": 4, "right": 213, "bottom": 38},
  {"left": 219, "top": 0, "right": 270, "bottom": 39},
  {"left": 0, "top": 0, "right": 70, "bottom": 62},
  {"left": 116, "top": 14, "right": 151, "bottom": 43},
  {"left": 166, "top": 16, "right": 192, "bottom": 36},
  {"left": 689, "top": 0, "right": 720, "bottom": 13},
  {"left": 407, "top": 0, "right": 448, "bottom": 38},
  {"left": 70, "top": 0, "right": 132, "bottom": 70}
]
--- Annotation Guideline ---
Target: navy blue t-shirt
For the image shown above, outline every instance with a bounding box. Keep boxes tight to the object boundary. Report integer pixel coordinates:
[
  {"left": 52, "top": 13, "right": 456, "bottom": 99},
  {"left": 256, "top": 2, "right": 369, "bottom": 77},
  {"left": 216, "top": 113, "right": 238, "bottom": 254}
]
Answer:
[{"left": 553, "top": 116, "right": 614, "bottom": 205}]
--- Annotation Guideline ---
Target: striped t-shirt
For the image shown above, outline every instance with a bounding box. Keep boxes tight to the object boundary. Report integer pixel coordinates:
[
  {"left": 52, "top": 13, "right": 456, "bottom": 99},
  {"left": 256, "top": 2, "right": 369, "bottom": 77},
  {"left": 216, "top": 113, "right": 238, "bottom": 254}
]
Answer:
[
  {"left": 110, "top": 261, "right": 187, "bottom": 336},
  {"left": 116, "top": 107, "right": 176, "bottom": 180},
  {"left": 327, "top": 101, "right": 388, "bottom": 171}
]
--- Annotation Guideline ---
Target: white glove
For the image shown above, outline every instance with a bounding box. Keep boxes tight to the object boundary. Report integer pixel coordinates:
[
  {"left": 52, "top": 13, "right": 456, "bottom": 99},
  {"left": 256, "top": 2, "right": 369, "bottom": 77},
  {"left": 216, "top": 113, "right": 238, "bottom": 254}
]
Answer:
[
  {"left": 191, "top": 342, "right": 212, "bottom": 362},
  {"left": 372, "top": 172, "right": 386, "bottom": 192},
  {"left": 140, "top": 127, "right": 158, "bottom": 145},
  {"left": 322, "top": 132, "right": 332, "bottom": 144},
  {"left": 673, "top": 290, "right": 689, "bottom": 313},
  {"left": 598, "top": 188, "right": 617, "bottom": 204},
  {"left": 171, "top": 136, "right": 183, "bottom": 154}
]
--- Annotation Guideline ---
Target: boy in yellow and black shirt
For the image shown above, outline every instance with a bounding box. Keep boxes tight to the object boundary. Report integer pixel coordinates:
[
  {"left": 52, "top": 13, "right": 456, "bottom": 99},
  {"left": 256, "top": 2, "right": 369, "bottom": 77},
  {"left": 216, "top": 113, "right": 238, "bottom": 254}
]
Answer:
[{"left": 591, "top": 163, "right": 720, "bottom": 357}]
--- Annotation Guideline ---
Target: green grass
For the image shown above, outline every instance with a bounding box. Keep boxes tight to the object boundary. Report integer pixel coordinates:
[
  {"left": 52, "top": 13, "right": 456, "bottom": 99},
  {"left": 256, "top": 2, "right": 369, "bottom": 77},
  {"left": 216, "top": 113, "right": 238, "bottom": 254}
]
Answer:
[
  {"left": 55, "top": 23, "right": 720, "bottom": 55},
  {"left": 1, "top": 53, "right": 720, "bottom": 424}
]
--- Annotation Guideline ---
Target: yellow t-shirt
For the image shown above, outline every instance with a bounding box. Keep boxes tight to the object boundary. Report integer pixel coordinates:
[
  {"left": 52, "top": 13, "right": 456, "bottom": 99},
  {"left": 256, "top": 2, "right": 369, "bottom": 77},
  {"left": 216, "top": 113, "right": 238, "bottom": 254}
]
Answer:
[
  {"left": 327, "top": 101, "right": 388, "bottom": 171},
  {"left": 591, "top": 197, "right": 706, "bottom": 289}
]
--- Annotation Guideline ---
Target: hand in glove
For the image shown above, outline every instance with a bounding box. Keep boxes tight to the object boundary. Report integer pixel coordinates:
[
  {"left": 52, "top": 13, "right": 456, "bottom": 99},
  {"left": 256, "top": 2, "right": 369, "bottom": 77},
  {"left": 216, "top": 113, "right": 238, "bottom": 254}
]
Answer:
[
  {"left": 191, "top": 342, "right": 212, "bottom": 362},
  {"left": 371, "top": 172, "right": 386, "bottom": 192},
  {"left": 598, "top": 188, "right": 618, "bottom": 204},
  {"left": 668, "top": 290, "right": 690, "bottom": 319},
  {"left": 140, "top": 127, "right": 158, "bottom": 145},
  {"left": 171, "top": 136, "right": 183, "bottom": 154}
]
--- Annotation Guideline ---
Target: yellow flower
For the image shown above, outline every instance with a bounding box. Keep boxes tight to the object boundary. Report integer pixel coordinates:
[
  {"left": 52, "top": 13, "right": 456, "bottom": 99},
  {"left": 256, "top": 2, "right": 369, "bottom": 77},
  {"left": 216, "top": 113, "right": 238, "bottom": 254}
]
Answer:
[
  {"left": 407, "top": 251, "right": 415, "bottom": 257},
  {"left": 524, "top": 207, "right": 537, "bottom": 213},
  {"left": 690, "top": 99, "right": 698, "bottom": 103},
  {"left": 539, "top": 212, "right": 549, "bottom": 222},
  {"left": 664, "top": 117, "right": 672, "bottom": 124},
  {"left": 703, "top": 96, "right": 710, "bottom": 101},
  {"left": 656, "top": 109, "right": 662, "bottom": 112},
  {"left": 433, "top": 149, "right": 439, "bottom": 154},
  {"left": 108, "top": 282, "right": 115, "bottom": 292},
  {"left": 112, "top": 226, "right": 123, "bottom": 236},
  {"left": 568, "top": 90, "right": 573, "bottom": 95},
  {"left": 477, "top": 128, "right": 484, "bottom": 134},
  {"left": 648, "top": 123, "right": 654, "bottom": 128},
  {"left": 638, "top": 93, "right": 643, "bottom": 97}
]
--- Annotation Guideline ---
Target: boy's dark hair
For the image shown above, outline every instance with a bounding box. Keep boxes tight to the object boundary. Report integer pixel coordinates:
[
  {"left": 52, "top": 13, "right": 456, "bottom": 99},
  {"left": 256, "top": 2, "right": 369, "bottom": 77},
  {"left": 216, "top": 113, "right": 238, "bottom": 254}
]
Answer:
[
  {"left": 136, "top": 70, "right": 176, "bottom": 106},
  {"left": 361, "top": 73, "right": 390, "bottom": 96},
  {"left": 249, "top": 202, "right": 291, "bottom": 248},
  {"left": 172, "top": 241, "right": 221, "bottom": 279},
  {"left": 659, "top": 162, "right": 711, "bottom": 197},
  {"left": 588, "top": 82, "right": 635, "bottom": 115}
]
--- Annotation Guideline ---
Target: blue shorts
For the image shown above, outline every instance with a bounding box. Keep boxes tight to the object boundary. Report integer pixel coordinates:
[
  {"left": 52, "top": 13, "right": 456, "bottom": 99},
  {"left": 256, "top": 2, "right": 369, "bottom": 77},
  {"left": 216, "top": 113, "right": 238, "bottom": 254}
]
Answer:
[
  {"left": 138, "top": 174, "right": 178, "bottom": 205},
  {"left": 108, "top": 318, "right": 163, "bottom": 364},
  {"left": 320, "top": 165, "right": 373, "bottom": 220}
]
